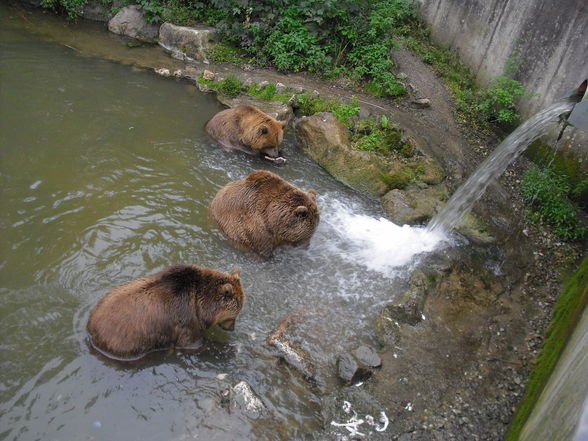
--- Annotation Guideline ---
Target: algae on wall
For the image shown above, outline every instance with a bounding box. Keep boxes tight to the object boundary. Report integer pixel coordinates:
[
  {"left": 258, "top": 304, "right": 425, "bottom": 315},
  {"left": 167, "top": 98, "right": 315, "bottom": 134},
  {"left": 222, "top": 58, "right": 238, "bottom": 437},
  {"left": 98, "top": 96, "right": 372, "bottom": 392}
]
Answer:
[{"left": 507, "top": 256, "right": 588, "bottom": 441}]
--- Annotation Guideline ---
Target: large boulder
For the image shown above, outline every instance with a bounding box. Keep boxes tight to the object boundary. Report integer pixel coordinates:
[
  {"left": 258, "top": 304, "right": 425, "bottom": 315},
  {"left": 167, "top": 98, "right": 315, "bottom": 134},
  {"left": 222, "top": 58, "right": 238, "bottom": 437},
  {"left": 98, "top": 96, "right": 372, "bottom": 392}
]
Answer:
[
  {"left": 159, "top": 23, "right": 218, "bottom": 62},
  {"left": 295, "top": 113, "right": 389, "bottom": 197},
  {"left": 108, "top": 5, "right": 159, "bottom": 40}
]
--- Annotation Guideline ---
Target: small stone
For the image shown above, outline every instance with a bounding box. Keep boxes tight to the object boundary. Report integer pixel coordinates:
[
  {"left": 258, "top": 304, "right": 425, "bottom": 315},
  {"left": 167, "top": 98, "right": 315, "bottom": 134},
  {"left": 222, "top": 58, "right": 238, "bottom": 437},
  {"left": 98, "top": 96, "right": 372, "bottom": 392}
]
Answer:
[
  {"left": 337, "top": 353, "right": 358, "bottom": 383},
  {"left": 197, "top": 83, "right": 212, "bottom": 93},
  {"left": 258, "top": 80, "right": 269, "bottom": 89},
  {"left": 353, "top": 345, "right": 382, "bottom": 368},
  {"left": 231, "top": 381, "right": 267, "bottom": 419},
  {"left": 397, "top": 72, "right": 408, "bottom": 80},
  {"left": 275, "top": 82, "right": 286, "bottom": 93},
  {"left": 412, "top": 98, "right": 431, "bottom": 108},
  {"left": 202, "top": 69, "right": 215, "bottom": 81},
  {"left": 155, "top": 68, "right": 171, "bottom": 77}
]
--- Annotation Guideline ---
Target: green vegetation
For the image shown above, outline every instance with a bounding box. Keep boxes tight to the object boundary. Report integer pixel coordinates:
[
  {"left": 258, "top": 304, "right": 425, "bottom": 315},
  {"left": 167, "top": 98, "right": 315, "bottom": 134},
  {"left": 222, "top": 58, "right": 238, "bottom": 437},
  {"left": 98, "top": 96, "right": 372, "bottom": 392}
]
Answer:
[
  {"left": 40, "top": 0, "right": 89, "bottom": 19},
  {"left": 138, "top": 0, "right": 163, "bottom": 24},
  {"left": 526, "top": 140, "right": 588, "bottom": 209},
  {"left": 402, "top": 26, "right": 527, "bottom": 129},
  {"left": 521, "top": 165, "right": 586, "bottom": 241},
  {"left": 505, "top": 256, "right": 588, "bottom": 440}
]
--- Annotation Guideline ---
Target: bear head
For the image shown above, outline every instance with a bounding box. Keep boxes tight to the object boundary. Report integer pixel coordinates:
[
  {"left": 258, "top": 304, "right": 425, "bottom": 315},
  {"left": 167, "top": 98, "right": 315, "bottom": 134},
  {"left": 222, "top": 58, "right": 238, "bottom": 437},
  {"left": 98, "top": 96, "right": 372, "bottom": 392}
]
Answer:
[
  {"left": 239, "top": 107, "right": 287, "bottom": 159},
  {"left": 200, "top": 267, "right": 244, "bottom": 331}
]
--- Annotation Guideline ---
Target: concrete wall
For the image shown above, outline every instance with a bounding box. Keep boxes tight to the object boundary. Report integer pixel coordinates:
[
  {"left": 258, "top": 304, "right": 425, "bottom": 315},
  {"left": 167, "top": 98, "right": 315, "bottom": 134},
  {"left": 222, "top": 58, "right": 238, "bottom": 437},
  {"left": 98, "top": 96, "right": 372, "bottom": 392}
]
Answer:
[
  {"left": 414, "top": 0, "right": 588, "bottom": 166},
  {"left": 415, "top": 0, "right": 587, "bottom": 116}
]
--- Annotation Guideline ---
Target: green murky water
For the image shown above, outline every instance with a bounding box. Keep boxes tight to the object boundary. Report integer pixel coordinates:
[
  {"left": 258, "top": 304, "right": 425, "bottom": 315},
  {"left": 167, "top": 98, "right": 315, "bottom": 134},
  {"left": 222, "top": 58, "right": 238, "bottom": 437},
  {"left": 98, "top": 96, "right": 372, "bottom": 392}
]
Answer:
[{"left": 0, "top": 4, "right": 442, "bottom": 440}]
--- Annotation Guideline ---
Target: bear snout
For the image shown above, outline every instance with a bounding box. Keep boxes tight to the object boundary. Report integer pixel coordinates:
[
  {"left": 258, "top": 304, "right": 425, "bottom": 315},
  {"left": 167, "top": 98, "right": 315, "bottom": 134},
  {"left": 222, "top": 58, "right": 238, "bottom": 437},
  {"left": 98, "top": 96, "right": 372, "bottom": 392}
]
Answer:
[{"left": 218, "top": 318, "right": 236, "bottom": 331}]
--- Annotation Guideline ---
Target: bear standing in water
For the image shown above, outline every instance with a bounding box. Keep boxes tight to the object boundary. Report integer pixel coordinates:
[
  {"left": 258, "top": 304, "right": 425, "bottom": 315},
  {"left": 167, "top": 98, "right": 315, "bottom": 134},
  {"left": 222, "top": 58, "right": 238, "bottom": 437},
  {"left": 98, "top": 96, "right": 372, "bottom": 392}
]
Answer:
[
  {"left": 210, "top": 170, "right": 320, "bottom": 258},
  {"left": 205, "top": 105, "right": 287, "bottom": 163},
  {"left": 87, "top": 264, "right": 244, "bottom": 360}
]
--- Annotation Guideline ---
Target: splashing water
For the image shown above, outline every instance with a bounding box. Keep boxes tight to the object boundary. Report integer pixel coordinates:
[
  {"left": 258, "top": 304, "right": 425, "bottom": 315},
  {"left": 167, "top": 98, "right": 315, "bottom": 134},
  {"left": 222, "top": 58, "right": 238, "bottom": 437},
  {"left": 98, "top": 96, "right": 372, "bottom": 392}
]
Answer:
[
  {"left": 427, "top": 101, "right": 574, "bottom": 234},
  {"left": 322, "top": 198, "right": 449, "bottom": 275}
]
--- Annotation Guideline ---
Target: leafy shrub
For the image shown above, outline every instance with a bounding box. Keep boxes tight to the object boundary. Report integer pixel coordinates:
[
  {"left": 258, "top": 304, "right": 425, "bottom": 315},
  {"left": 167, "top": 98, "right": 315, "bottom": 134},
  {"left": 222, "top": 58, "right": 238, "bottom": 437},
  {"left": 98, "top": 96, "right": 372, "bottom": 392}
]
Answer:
[
  {"left": 216, "top": 74, "right": 242, "bottom": 97},
  {"left": 138, "top": 0, "right": 164, "bottom": 24},
  {"left": 41, "top": 0, "right": 89, "bottom": 19},
  {"left": 521, "top": 166, "right": 586, "bottom": 241}
]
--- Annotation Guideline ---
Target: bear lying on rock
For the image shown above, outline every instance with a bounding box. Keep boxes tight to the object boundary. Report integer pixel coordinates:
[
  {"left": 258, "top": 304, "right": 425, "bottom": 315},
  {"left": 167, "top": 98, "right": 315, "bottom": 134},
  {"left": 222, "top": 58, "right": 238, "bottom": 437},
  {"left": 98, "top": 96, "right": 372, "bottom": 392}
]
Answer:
[
  {"left": 205, "top": 104, "right": 288, "bottom": 163},
  {"left": 210, "top": 170, "right": 320, "bottom": 258},
  {"left": 87, "top": 264, "right": 244, "bottom": 360}
]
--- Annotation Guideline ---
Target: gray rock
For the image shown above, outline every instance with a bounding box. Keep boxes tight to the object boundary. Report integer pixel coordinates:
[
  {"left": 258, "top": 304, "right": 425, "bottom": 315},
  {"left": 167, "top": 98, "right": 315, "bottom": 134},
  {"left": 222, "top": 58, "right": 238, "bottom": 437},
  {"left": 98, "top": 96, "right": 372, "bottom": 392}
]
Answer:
[
  {"left": 230, "top": 381, "right": 267, "bottom": 419},
  {"left": 108, "top": 5, "right": 159, "bottom": 40},
  {"left": 353, "top": 345, "right": 382, "bottom": 368},
  {"left": 412, "top": 98, "right": 431, "bottom": 108},
  {"left": 78, "top": 0, "right": 111, "bottom": 22},
  {"left": 158, "top": 22, "right": 218, "bottom": 62},
  {"left": 338, "top": 353, "right": 359, "bottom": 383}
]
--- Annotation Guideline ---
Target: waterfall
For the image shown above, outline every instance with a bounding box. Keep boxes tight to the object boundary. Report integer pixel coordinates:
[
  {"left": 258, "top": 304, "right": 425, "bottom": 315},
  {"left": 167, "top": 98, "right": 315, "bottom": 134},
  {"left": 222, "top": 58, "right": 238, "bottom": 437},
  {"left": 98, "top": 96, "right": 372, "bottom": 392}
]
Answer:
[{"left": 426, "top": 101, "right": 575, "bottom": 234}]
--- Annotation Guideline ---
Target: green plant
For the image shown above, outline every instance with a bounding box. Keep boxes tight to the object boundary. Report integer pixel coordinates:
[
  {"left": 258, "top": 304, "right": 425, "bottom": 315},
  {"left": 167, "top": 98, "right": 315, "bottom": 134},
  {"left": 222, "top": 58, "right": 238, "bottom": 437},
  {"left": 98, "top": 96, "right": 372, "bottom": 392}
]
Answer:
[
  {"left": 521, "top": 166, "right": 586, "bottom": 241},
  {"left": 41, "top": 0, "right": 90, "bottom": 19},
  {"left": 209, "top": 42, "right": 245, "bottom": 64},
  {"left": 138, "top": 0, "right": 163, "bottom": 24},
  {"left": 217, "top": 74, "right": 242, "bottom": 97}
]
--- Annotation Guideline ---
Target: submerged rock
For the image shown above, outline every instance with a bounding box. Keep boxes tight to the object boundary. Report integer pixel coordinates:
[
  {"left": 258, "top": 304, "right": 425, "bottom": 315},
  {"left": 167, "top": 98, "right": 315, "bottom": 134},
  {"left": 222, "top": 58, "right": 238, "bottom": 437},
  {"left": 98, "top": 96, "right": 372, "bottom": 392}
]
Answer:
[
  {"left": 353, "top": 345, "right": 382, "bottom": 368},
  {"left": 229, "top": 381, "right": 267, "bottom": 419},
  {"left": 108, "top": 5, "right": 159, "bottom": 40},
  {"left": 158, "top": 23, "right": 218, "bottom": 62}
]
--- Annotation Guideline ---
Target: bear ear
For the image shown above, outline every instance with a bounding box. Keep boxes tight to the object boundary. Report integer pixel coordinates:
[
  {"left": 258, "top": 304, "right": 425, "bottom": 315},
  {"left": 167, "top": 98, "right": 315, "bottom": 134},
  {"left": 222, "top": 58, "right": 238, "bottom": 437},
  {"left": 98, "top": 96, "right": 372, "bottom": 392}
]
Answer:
[
  {"left": 259, "top": 126, "right": 269, "bottom": 135},
  {"left": 279, "top": 119, "right": 288, "bottom": 128},
  {"left": 229, "top": 267, "right": 240, "bottom": 279},
  {"left": 307, "top": 189, "right": 317, "bottom": 199},
  {"left": 294, "top": 206, "right": 309, "bottom": 218},
  {"left": 220, "top": 283, "right": 234, "bottom": 301}
]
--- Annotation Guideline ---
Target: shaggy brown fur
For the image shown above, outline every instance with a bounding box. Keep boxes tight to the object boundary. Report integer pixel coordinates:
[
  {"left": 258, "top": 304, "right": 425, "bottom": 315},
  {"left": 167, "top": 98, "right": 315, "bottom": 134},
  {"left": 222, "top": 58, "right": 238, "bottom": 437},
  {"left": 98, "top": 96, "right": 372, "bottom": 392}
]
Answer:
[
  {"left": 205, "top": 105, "right": 287, "bottom": 158},
  {"left": 87, "top": 265, "right": 244, "bottom": 360},
  {"left": 209, "top": 170, "right": 320, "bottom": 258}
]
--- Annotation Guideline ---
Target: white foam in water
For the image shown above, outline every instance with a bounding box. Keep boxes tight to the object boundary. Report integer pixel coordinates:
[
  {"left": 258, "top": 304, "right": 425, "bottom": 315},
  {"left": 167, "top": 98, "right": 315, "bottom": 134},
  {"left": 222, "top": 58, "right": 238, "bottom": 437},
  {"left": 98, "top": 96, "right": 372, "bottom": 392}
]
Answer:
[{"left": 323, "top": 198, "right": 449, "bottom": 275}]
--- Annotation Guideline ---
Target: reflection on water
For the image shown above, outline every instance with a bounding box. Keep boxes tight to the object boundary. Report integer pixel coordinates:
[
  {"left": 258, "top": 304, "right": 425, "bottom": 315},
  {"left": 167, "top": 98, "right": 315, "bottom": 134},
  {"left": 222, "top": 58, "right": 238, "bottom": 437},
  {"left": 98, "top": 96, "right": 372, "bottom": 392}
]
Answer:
[{"left": 0, "top": 5, "right": 447, "bottom": 440}]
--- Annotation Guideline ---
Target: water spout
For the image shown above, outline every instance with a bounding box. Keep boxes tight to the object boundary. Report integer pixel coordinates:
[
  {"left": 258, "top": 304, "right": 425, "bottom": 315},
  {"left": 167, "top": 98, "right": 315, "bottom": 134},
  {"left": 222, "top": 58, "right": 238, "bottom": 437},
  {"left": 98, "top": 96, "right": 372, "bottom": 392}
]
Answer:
[
  {"left": 426, "top": 100, "right": 575, "bottom": 234},
  {"left": 567, "top": 79, "right": 588, "bottom": 131}
]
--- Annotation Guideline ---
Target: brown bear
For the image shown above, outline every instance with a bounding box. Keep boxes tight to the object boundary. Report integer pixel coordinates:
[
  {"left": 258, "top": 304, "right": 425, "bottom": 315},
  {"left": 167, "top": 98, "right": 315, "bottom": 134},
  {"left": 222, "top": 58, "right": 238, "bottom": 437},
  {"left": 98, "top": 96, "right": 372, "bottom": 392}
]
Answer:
[
  {"left": 209, "top": 170, "right": 320, "bottom": 258},
  {"left": 205, "top": 104, "right": 288, "bottom": 163},
  {"left": 87, "top": 264, "right": 244, "bottom": 360}
]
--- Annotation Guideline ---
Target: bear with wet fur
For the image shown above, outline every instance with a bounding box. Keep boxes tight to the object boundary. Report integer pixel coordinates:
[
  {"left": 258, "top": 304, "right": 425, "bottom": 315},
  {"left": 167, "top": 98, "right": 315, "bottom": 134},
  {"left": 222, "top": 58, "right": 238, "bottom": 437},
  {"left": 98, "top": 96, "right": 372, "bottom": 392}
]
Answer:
[
  {"left": 210, "top": 170, "right": 320, "bottom": 258},
  {"left": 87, "top": 264, "right": 244, "bottom": 360},
  {"left": 205, "top": 104, "right": 287, "bottom": 160}
]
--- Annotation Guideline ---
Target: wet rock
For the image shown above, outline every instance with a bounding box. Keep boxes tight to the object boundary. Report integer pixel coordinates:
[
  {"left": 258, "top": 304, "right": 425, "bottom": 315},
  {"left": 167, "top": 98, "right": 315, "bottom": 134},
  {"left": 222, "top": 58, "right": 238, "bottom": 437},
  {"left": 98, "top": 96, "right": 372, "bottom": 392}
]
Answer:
[
  {"left": 158, "top": 23, "right": 218, "bottom": 62},
  {"left": 382, "top": 184, "right": 448, "bottom": 225},
  {"left": 108, "top": 5, "right": 159, "bottom": 40},
  {"left": 353, "top": 345, "right": 382, "bottom": 368},
  {"left": 338, "top": 353, "right": 359, "bottom": 383},
  {"left": 295, "top": 113, "right": 389, "bottom": 197},
  {"left": 229, "top": 381, "right": 267, "bottom": 419},
  {"left": 374, "top": 270, "right": 432, "bottom": 346},
  {"left": 154, "top": 68, "right": 171, "bottom": 77},
  {"left": 455, "top": 213, "right": 495, "bottom": 245},
  {"left": 216, "top": 96, "right": 293, "bottom": 121}
]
